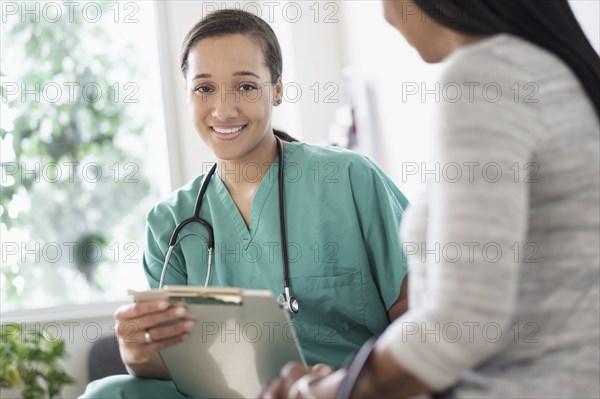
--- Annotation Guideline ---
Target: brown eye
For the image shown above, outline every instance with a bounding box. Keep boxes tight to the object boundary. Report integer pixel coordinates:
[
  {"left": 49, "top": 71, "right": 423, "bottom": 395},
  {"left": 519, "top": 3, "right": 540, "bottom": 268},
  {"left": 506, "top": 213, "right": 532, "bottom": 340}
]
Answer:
[
  {"left": 239, "top": 83, "right": 257, "bottom": 92},
  {"left": 195, "top": 85, "right": 214, "bottom": 93}
]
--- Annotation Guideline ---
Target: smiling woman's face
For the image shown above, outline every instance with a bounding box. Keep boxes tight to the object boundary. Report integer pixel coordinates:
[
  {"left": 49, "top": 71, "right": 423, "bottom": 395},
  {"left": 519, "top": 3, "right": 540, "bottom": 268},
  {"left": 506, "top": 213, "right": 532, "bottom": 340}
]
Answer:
[{"left": 185, "top": 34, "right": 283, "bottom": 162}]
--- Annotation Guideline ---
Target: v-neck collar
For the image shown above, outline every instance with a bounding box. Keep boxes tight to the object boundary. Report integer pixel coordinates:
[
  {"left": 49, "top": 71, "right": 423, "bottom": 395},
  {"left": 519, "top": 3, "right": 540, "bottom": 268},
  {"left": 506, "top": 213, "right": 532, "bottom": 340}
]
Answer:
[{"left": 212, "top": 142, "right": 300, "bottom": 244}]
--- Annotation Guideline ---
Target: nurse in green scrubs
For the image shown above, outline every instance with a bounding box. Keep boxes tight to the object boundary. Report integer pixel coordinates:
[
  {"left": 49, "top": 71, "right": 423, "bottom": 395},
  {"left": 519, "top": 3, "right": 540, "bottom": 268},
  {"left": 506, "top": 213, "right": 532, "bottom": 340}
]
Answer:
[{"left": 82, "top": 8, "right": 408, "bottom": 399}]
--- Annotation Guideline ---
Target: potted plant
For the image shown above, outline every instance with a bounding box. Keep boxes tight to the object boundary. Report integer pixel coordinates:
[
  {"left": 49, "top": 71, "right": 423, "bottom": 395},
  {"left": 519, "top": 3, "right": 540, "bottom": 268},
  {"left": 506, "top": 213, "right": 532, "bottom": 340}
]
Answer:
[{"left": 0, "top": 323, "right": 75, "bottom": 399}]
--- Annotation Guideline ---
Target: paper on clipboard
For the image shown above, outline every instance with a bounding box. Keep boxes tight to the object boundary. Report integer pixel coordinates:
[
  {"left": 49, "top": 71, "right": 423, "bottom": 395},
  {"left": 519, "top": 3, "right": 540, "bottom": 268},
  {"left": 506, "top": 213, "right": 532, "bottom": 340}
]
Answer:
[{"left": 128, "top": 286, "right": 270, "bottom": 305}]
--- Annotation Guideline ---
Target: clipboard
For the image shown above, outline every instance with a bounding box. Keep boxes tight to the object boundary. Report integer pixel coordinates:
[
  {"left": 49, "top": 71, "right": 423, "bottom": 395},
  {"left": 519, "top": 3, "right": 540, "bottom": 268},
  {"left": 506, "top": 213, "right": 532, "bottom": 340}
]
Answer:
[{"left": 128, "top": 286, "right": 306, "bottom": 398}]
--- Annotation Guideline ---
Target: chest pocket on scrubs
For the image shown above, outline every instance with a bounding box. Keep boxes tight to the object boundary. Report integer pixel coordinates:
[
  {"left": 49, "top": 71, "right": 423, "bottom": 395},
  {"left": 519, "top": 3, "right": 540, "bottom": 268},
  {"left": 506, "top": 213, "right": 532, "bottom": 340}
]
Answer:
[{"left": 291, "top": 271, "right": 365, "bottom": 338}]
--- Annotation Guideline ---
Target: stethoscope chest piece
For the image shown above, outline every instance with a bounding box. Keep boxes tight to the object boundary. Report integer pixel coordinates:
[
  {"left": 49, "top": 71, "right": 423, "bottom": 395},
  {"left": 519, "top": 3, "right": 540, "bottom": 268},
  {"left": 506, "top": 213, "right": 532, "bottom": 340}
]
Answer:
[
  {"left": 278, "top": 292, "right": 300, "bottom": 314},
  {"left": 289, "top": 295, "right": 300, "bottom": 313}
]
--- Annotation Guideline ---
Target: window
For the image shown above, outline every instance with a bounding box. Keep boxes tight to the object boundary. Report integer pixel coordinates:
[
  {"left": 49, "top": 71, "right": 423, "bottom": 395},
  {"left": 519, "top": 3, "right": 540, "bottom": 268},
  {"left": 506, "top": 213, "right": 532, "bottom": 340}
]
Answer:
[{"left": 1, "top": 1, "right": 170, "bottom": 312}]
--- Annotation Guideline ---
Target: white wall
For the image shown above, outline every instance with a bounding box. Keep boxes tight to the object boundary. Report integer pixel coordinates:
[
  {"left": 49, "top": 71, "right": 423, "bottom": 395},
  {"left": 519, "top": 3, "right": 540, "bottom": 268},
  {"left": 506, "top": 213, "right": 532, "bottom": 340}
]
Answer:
[
  {"left": 338, "top": 2, "right": 444, "bottom": 200},
  {"left": 273, "top": 1, "right": 346, "bottom": 145},
  {"left": 570, "top": 0, "right": 600, "bottom": 53},
  {"left": 155, "top": 1, "right": 214, "bottom": 189}
]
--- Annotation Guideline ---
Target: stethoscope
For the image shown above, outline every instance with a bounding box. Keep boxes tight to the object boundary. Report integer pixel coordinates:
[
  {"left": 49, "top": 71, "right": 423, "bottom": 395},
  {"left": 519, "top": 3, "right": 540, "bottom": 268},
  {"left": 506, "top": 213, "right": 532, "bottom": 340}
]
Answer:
[{"left": 158, "top": 136, "right": 300, "bottom": 314}]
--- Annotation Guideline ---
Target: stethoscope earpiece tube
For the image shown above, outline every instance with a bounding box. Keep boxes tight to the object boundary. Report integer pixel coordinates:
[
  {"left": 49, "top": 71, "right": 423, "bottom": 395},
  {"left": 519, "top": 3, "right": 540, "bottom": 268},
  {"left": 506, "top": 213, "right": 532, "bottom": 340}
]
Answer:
[
  {"left": 276, "top": 137, "right": 299, "bottom": 314},
  {"left": 160, "top": 165, "right": 217, "bottom": 289},
  {"left": 159, "top": 246, "right": 175, "bottom": 289}
]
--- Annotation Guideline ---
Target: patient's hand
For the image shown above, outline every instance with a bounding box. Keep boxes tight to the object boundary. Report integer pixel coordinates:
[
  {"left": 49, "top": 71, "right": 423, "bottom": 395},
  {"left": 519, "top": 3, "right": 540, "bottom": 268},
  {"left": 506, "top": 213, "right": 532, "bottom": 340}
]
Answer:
[
  {"left": 309, "top": 363, "right": 334, "bottom": 375},
  {"left": 260, "top": 362, "right": 341, "bottom": 398},
  {"left": 114, "top": 300, "right": 195, "bottom": 378},
  {"left": 260, "top": 346, "right": 432, "bottom": 398}
]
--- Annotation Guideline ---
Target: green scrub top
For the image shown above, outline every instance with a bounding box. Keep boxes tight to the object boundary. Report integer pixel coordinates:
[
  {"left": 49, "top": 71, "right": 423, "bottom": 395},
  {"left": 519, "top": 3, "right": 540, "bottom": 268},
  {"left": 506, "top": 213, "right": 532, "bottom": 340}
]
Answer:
[{"left": 143, "top": 142, "right": 409, "bottom": 369}]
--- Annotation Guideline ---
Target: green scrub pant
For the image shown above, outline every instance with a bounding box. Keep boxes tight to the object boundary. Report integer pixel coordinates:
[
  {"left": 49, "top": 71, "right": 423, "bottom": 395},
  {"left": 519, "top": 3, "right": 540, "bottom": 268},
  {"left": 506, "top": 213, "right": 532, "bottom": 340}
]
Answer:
[{"left": 81, "top": 375, "right": 188, "bottom": 399}]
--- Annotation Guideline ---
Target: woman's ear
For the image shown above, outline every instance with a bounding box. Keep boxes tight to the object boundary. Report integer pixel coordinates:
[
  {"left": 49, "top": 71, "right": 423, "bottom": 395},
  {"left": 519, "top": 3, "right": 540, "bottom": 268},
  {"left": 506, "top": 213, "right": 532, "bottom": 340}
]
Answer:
[{"left": 273, "top": 77, "right": 283, "bottom": 106}]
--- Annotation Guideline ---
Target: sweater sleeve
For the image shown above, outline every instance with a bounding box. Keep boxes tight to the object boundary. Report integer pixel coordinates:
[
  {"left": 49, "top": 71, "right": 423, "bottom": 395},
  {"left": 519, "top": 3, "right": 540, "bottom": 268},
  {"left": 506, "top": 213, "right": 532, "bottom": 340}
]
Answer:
[{"left": 378, "top": 50, "right": 539, "bottom": 390}]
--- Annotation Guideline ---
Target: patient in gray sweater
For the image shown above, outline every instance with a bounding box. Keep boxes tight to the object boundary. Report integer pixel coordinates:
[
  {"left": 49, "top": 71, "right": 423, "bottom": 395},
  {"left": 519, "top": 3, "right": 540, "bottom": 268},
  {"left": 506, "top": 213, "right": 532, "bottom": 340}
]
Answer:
[{"left": 380, "top": 32, "right": 600, "bottom": 398}]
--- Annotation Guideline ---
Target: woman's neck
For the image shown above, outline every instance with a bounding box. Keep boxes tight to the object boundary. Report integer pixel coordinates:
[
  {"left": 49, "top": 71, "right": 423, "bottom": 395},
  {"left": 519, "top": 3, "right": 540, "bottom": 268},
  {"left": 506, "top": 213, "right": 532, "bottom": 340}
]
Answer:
[{"left": 217, "top": 133, "right": 279, "bottom": 195}]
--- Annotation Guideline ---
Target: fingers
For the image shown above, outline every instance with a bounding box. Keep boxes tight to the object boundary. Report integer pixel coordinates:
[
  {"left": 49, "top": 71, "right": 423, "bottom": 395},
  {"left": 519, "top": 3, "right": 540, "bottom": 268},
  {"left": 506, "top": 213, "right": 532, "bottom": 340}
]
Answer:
[
  {"left": 310, "top": 363, "right": 334, "bottom": 377},
  {"left": 114, "top": 300, "right": 169, "bottom": 321},
  {"left": 281, "top": 362, "right": 311, "bottom": 381},
  {"left": 143, "top": 318, "right": 195, "bottom": 343},
  {"left": 145, "top": 330, "right": 191, "bottom": 353},
  {"left": 260, "top": 378, "right": 286, "bottom": 399},
  {"left": 260, "top": 362, "right": 309, "bottom": 399},
  {"left": 114, "top": 300, "right": 195, "bottom": 365},
  {"left": 116, "top": 301, "right": 192, "bottom": 337},
  {"left": 134, "top": 304, "right": 189, "bottom": 332}
]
